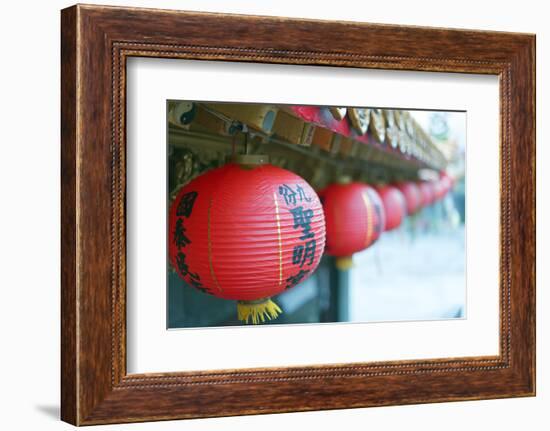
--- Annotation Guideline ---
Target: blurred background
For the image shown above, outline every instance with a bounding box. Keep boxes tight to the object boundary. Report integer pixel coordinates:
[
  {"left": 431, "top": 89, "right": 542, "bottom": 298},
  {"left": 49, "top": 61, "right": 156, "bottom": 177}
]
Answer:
[{"left": 167, "top": 103, "right": 465, "bottom": 328}]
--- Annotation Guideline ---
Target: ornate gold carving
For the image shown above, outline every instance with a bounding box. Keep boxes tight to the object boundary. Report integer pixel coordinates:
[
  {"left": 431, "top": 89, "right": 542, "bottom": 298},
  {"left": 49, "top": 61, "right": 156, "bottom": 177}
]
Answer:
[
  {"left": 394, "top": 110, "right": 407, "bottom": 131},
  {"left": 399, "top": 130, "right": 409, "bottom": 154},
  {"left": 384, "top": 110, "right": 400, "bottom": 149},
  {"left": 369, "top": 108, "right": 386, "bottom": 143},
  {"left": 328, "top": 107, "right": 347, "bottom": 121},
  {"left": 383, "top": 109, "right": 395, "bottom": 128},
  {"left": 348, "top": 108, "right": 370, "bottom": 135}
]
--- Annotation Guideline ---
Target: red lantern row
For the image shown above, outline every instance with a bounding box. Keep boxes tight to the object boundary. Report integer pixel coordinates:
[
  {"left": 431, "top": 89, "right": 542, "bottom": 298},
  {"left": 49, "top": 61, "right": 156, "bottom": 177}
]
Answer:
[
  {"left": 418, "top": 172, "right": 455, "bottom": 206},
  {"left": 169, "top": 161, "right": 456, "bottom": 323},
  {"left": 319, "top": 172, "right": 456, "bottom": 268}
]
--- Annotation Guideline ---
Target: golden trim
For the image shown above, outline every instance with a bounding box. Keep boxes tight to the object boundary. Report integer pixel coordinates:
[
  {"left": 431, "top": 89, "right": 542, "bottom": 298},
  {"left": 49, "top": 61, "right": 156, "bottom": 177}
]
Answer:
[
  {"left": 207, "top": 198, "right": 222, "bottom": 292},
  {"left": 273, "top": 192, "right": 284, "bottom": 286}
]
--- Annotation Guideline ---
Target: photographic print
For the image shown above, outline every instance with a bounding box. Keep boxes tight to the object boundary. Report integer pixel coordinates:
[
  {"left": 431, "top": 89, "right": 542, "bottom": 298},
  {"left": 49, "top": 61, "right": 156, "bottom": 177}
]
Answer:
[
  {"left": 167, "top": 102, "right": 466, "bottom": 328},
  {"left": 60, "top": 5, "right": 535, "bottom": 424}
]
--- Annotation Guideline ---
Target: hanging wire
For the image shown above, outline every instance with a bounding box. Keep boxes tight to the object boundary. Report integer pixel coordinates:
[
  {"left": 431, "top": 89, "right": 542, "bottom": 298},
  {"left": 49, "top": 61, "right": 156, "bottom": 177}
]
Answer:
[{"left": 227, "top": 121, "right": 250, "bottom": 157}]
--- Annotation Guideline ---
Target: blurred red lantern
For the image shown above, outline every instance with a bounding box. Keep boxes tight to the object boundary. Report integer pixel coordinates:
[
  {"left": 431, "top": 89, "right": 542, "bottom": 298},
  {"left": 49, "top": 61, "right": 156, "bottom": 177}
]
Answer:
[
  {"left": 376, "top": 185, "right": 406, "bottom": 231},
  {"left": 169, "top": 158, "right": 326, "bottom": 324},
  {"left": 418, "top": 181, "right": 436, "bottom": 207},
  {"left": 395, "top": 181, "right": 421, "bottom": 215},
  {"left": 320, "top": 182, "right": 385, "bottom": 270}
]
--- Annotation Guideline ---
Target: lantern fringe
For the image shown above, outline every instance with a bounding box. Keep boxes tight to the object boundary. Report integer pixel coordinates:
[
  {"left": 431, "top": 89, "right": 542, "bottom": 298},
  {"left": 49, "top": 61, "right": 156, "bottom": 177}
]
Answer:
[
  {"left": 237, "top": 298, "right": 282, "bottom": 324},
  {"left": 335, "top": 256, "right": 354, "bottom": 271}
]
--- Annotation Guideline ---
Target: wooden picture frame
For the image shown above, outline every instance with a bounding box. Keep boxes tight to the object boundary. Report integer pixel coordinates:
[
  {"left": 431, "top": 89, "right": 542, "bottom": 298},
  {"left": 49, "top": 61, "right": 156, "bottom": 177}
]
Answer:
[{"left": 61, "top": 4, "right": 535, "bottom": 425}]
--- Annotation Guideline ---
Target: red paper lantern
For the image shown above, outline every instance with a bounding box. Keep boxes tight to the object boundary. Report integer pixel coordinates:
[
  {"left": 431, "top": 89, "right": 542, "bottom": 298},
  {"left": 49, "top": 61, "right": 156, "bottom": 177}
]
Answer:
[
  {"left": 375, "top": 185, "right": 406, "bottom": 231},
  {"left": 418, "top": 181, "right": 436, "bottom": 207},
  {"left": 320, "top": 182, "right": 385, "bottom": 270},
  {"left": 169, "top": 159, "right": 326, "bottom": 324},
  {"left": 395, "top": 181, "right": 421, "bottom": 215}
]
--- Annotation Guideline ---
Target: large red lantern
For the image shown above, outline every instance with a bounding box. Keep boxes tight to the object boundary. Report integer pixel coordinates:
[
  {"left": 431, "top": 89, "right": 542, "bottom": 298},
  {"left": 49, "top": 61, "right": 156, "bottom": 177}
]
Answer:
[
  {"left": 169, "top": 157, "right": 326, "bottom": 324},
  {"left": 395, "top": 181, "right": 421, "bottom": 215},
  {"left": 320, "top": 182, "right": 385, "bottom": 270},
  {"left": 375, "top": 185, "right": 406, "bottom": 231}
]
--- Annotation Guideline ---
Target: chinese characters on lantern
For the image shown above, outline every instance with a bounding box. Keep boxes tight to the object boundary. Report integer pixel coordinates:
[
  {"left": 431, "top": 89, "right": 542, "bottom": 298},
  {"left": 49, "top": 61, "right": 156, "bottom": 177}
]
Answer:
[
  {"left": 278, "top": 183, "right": 312, "bottom": 206},
  {"left": 278, "top": 183, "right": 317, "bottom": 289},
  {"left": 172, "top": 191, "right": 211, "bottom": 295},
  {"left": 290, "top": 207, "right": 316, "bottom": 267}
]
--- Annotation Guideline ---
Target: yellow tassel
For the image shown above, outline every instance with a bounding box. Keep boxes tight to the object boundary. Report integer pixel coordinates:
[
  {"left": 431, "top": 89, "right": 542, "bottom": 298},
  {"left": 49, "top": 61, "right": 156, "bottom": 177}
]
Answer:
[
  {"left": 335, "top": 256, "right": 354, "bottom": 270},
  {"left": 237, "top": 298, "right": 282, "bottom": 324}
]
